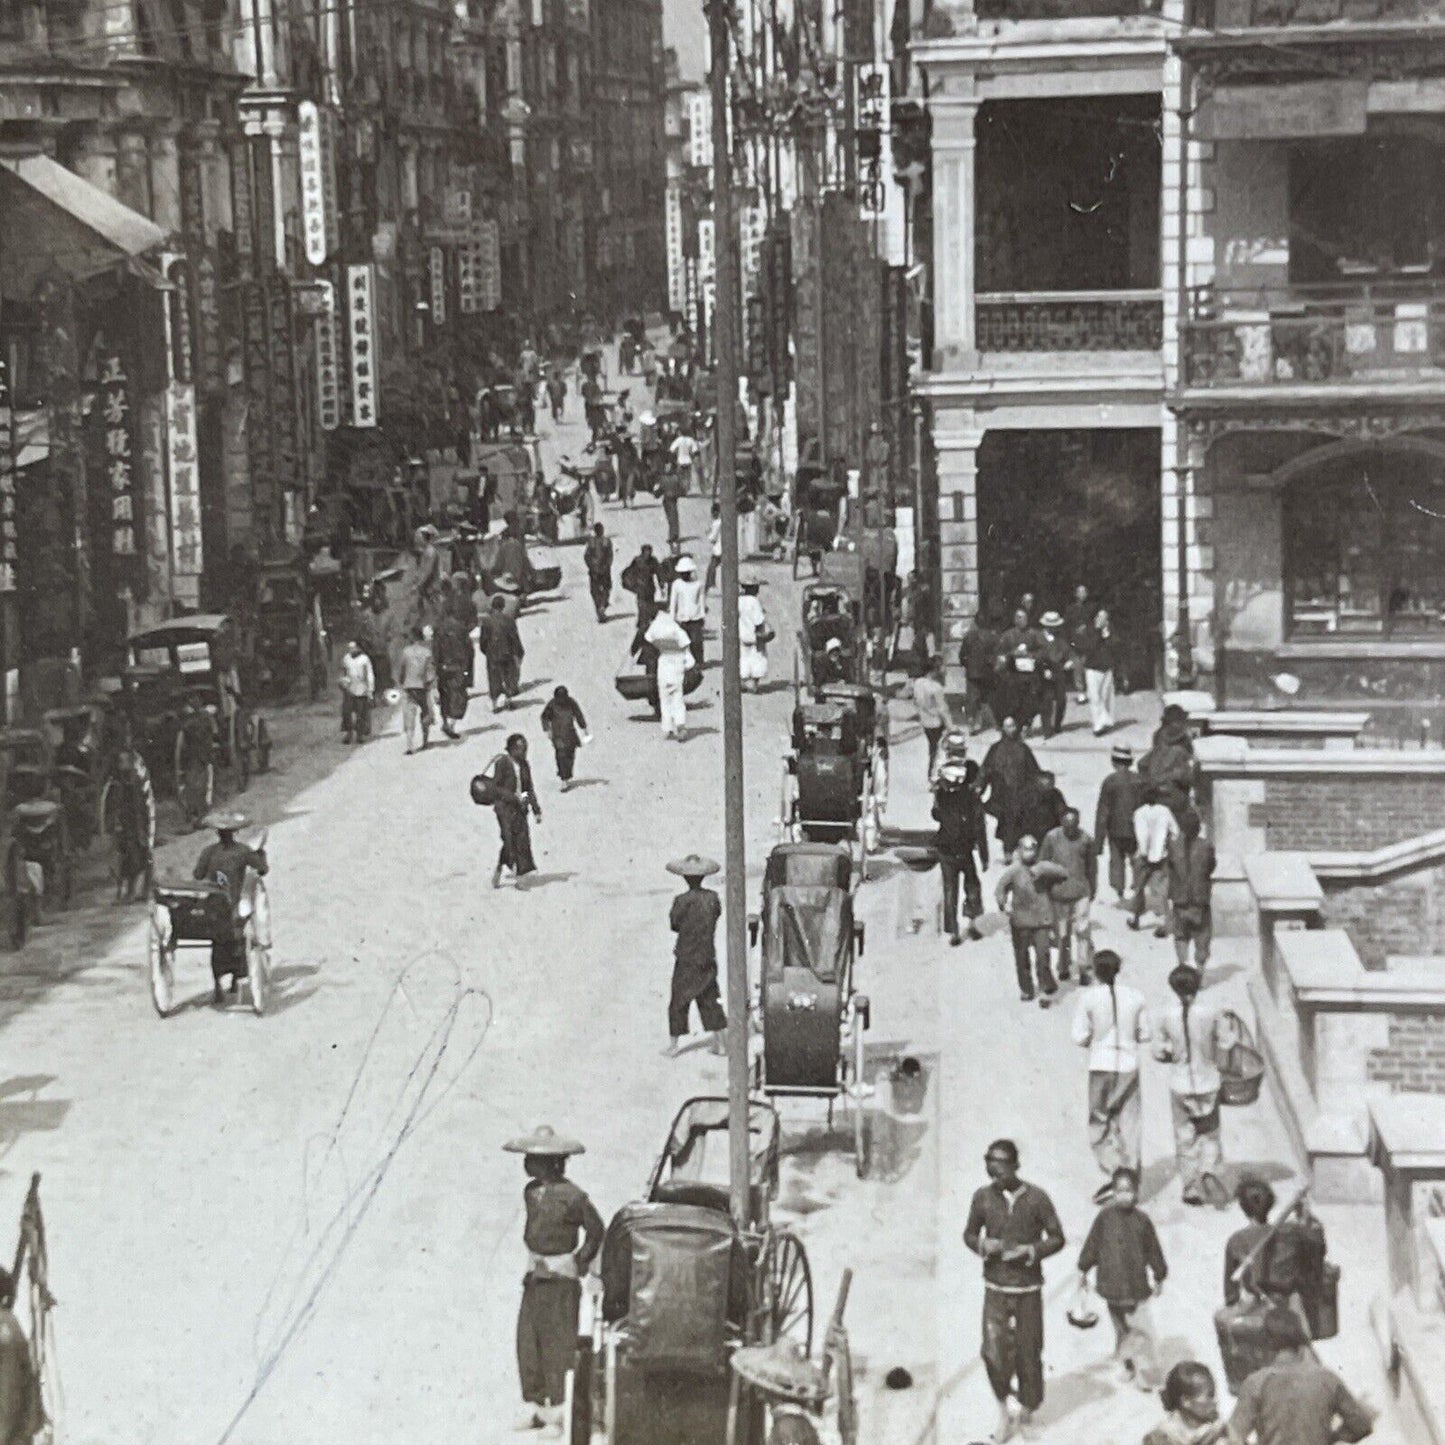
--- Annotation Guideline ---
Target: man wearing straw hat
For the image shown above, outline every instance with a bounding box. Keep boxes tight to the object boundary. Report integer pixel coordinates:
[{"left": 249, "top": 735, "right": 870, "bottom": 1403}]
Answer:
[
  {"left": 503, "top": 1124, "right": 604, "bottom": 1436},
  {"left": 192, "top": 810, "right": 268, "bottom": 1006},
  {"left": 665, "top": 854, "right": 727, "bottom": 1057}
]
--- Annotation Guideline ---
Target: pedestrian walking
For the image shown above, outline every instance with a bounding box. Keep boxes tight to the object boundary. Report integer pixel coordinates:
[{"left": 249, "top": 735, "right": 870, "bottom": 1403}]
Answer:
[
  {"left": 671, "top": 429, "right": 700, "bottom": 494},
  {"left": 1071, "top": 950, "right": 1150, "bottom": 1191},
  {"left": 397, "top": 626, "right": 436, "bottom": 752},
  {"left": 979, "top": 717, "right": 1041, "bottom": 862},
  {"left": 478, "top": 593, "right": 525, "bottom": 711},
  {"left": 1036, "top": 611, "right": 1071, "bottom": 738},
  {"left": 433, "top": 610, "right": 472, "bottom": 739},
  {"left": 1144, "top": 1362, "right": 1230, "bottom": 1445},
  {"left": 963, "top": 1140, "right": 1065, "bottom": 1443},
  {"left": 583, "top": 523, "right": 614, "bottom": 623},
  {"left": 911, "top": 657, "right": 953, "bottom": 775},
  {"left": 704, "top": 503, "right": 723, "bottom": 593},
  {"left": 1019, "top": 769, "right": 1068, "bottom": 854},
  {"left": 488, "top": 733, "right": 541, "bottom": 887},
  {"left": 108, "top": 746, "right": 155, "bottom": 904},
  {"left": 664, "top": 854, "right": 727, "bottom": 1057},
  {"left": 959, "top": 610, "right": 1000, "bottom": 734},
  {"left": 339, "top": 638, "right": 375, "bottom": 742},
  {"left": 995, "top": 608, "right": 1043, "bottom": 734},
  {"left": 1039, "top": 807, "right": 1095, "bottom": 982},
  {"left": 668, "top": 555, "right": 706, "bottom": 668},
  {"left": 1228, "top": 1308, "right": 1374, "bottom": 1445},
  {"left": 660, "top": 467, "right": 686, "bottom": 555},
  {"left": 1141, "top": 704, "right": 1197, "bottom": 819},
  {"left": 932, "top": 751, "right": 987, "bottom": 945},
  {"left": 1081, "top": 608, "right": 1119, "bottom": 735},
  {"left": 1154, "top": 965, "right": 1235, "bottom": 1207},
  {"left": 1168, "top": 809, "right": 1216, "bottom": 971},
  {"left": 648, "top": 612, "right": 693, "bottom": 740},
  {"left": 995, "top": 836, "right": 1069, "bottom": 1007},
  {"left": 503, "top": 1124, "right": 604, "bottom": 1438},
  {"left": 1064, "top": 583, "right": 1094, "bottom": 701},
  {"left": 539, "top": 686, "right": 590, "bottom": 791},
  {"left": 1129, "top": 786, "right": 1178, "bottom": 936},
  {"left": 621, "top": 543, "right": 662, "bottom": 637},
  {"left": 545, "top": 371, "right": 566, "bottom": 423},
  {"left": 1224, "top": 1180, "right": 1331, "bottom": 1330},
  {"left": 174, "top": 692, "right": 216, "bottom": 830},
  {"left": 1076, "top": 1167, "right": 1167, "bottom": 1389},
  {"left": 1094, "top": 746, "right": 1142, "bottom": 902},
  {"left": 737, "top": 575, "right": 771, "bottom": 692}
]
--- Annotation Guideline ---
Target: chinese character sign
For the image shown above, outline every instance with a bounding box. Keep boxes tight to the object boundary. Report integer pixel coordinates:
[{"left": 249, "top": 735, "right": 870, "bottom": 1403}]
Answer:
[
  {"left": 298, "top": 101, "right": 331, "bottom": 267},
  {"left": 0, "top": 359, "right": 17, "bottom": 593},
  {"left": 347, "top": 264, "right": 379, "bottom": 428},
  {"left": 97, "top": 352, "right": 137, "bottom": 565},
  {"left": 429, "top": 247, "right": 448, "bottom": 326},
  {"left": 314, "top": 281, "right": 341, "bottom": 432},
  {"left": 165, "top": 380, "right": 203, "bottom": 585},
  {"left": 687, "top": 93, "right": 712, "bottom": 171},
  {"left": 476, "top": 220, "right": 500, "bottom": 312},
  {"left": 666, "top": 187, "right": 686, "bottom": 313}
]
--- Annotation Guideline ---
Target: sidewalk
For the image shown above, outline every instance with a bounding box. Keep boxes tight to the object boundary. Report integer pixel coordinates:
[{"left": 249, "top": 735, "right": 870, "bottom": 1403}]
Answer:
[{"left": 865, "top": 689, "right": 1406, "bottom": 1444}]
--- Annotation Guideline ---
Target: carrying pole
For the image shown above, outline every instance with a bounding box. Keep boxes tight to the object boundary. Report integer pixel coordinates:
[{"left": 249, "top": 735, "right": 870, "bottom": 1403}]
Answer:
[{"left": 708, "top": 0, "right": 752, "bottom": 1230}]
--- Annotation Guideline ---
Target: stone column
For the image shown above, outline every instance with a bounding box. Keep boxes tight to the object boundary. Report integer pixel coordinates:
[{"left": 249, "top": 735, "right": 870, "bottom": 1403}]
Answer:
[
  {"left": 70, "top": 127, "right": 118, "bottom": 197},
  {"left": 934, "top": 409, "right": 982, "bottom": 693},
  {"left": 929, "top": 91, "right": 978, "bottom": 370},
  {"left": 149, "top": 124, "right": 181, "bottom": 234},
  {"left": 115, "top": 126, "right": 152, "bottom": 218}
]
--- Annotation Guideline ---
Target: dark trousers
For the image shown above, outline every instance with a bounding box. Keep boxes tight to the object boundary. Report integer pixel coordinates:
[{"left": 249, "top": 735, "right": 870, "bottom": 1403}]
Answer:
[
  {"left": 341, "top": 692, "right": 371, "bottom": 740},
  {"left": 924, "top": 726, "right": 944, "bottom": 773},
  {"left": 683, "top": 618, "right": 704, "bottom": 668},
  {"left": 981, "top": 1287, "right": 1045, "bottom": 1411},
  {"left": 554, "top": 744, "right": 577, "bottom": 782},
  {"left": 705, "top": 554, "right": 720, "bottom": 593},
  {"left": 939, "top": 851, "right": 982, "bottom": 938},
  {"left": 662, "top": 495, "right": 681, "bottom": 547},
  {"left": 634, "top": 592, "right": 658, "bottom": 635},
  {"left": 669, "top": 964, "right": 727, "bottom": 1037},
  {"left": 964, "top": 676, "right": 994, "bottom": 732},
  {"left": 588, "top": 572, "right": 610, "bottom": 619},
  {"left": 1106, "top": 835, "right": 1136, "bottom": 898},
  {"left": 1132, "top": 858, "right": 1168, "bottom": 922},
  {"left": 1010, "top": 925, "right": 1056, "bottom": 999},
  {"left": 517, "top": 1275, "right": 581, "bottom": 1406},
  {"left": 487, "top": 657, "right": 521, "bottom": 702},
  {"left": 1041, "top": 680, "right": 1068, "bottom": 737}
]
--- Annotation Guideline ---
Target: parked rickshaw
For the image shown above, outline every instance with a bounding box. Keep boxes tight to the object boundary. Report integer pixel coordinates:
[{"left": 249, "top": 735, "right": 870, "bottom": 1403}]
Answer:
[
  {"left": 749, "top": 844, "right": 870, "bottom": 1176},
  {"left": 253, "top": 561, "right": 329, "bottom": 700},
  {"left": 584, "top": 1097, "right": 813, "bottom": 1445},
  {"left": 126, "top": 616, "right": 272, "bottom": 788},
  {"left": 147, "top": 849, "right": 272, "bottom": 1017},
  {"left": 0, "top": 729, "right": 72, "bottom": 915}
]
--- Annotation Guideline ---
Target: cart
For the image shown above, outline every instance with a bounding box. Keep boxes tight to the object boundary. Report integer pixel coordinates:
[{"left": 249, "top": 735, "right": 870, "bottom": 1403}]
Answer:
[
  {"left": 584, "top": 1097, "right": 813, "bottom": 1445},
  {"left": 253, "top": 561, "right": 329, "bottom": 700},
  {"left": 794, "top": 583, "right": 865, "bottom": 691},
  {"left": 0, "top": 730, "right": 72, "bottom": 915},
  {"left": 749, "top": 844, "right": 871, "bottom": 1177},
  {"left": 146, "top": 869, "right": 272, "bottom": 1017}
]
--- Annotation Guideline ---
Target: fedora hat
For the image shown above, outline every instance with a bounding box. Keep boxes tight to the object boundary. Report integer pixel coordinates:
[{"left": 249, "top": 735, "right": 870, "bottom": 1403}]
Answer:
[
  {"left": 740, "top": 573, "right": 763, "bottom": 591},
  {"left": 503, "top": 1124, "right": 586, "bottom": 1157},
  {"left": 1039, "top": 610, "right": 1065, "bottom": 629},
  {"left": 493, "top": 573, "right": 521, "bottom": 593},
  {"left": 1110, "top": 745, "right": 1134, "bottom": 764},
  {"left": 667, "top": 853, "right": 720, "bottom": 878},
  {"left": 203, "top": 809, "right": 250, "bottom": 833}
]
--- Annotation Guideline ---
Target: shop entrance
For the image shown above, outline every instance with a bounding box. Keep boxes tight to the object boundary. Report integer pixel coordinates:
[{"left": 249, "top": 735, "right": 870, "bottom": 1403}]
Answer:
[{"left": 976, "top": 429, "right": 1162, "bottom": 689}]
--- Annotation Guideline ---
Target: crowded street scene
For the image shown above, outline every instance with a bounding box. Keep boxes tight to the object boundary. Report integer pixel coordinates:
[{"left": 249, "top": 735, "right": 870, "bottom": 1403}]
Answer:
[{"left": 1, "top": 1, "right": 1442, "bottom": 1444}]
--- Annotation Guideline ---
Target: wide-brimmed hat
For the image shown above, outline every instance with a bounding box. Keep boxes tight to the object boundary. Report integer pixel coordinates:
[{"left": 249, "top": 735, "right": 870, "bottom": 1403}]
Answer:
[
  {"left": 740, "top": 573, "right": 763, "bottom": 591},
  {"left": 674, "top": 556, "right": 697, "bottom": 574},
  {"left": 203, "top": 809, "right": 250, "bottom": 833},
  {"left": 503, "top": 1125, "right": 586, "bottom": 1157},
  {"left": 667, "top": 853, "right": 720, "bottom": 878},
  {"left": 1110, "top": 745, "right": 1134, "bottom": 764},
  {"left": 1039, "top": 610, "right": 1064, "bottom": 629},
  {"left": 493, "top": 573, "right": 521, "bottom": 593}
]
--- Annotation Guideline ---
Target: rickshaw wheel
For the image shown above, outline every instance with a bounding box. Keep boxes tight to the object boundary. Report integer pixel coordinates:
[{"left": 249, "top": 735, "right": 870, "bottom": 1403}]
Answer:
[
  {"left": 849, "top": 1012, "right": 870, "bottom": 1181},
  {"left": 234, "top": 713, "right": 253, "bottom": 790},
  {"left": 148, "top": 907, "right": 175, "bottom": 1018},
  {"left": 2, "top": 847, "right": 26, "bottom": 952},
  {"left": 255, "top": 717, "right": 273, "bottom": 773},
  {"left": 47, "top": 819, "right": 72, "bottom": 909},
  {"left": 246, "top": 882, "right": 272, "bottom": 1016},
  {"left": 761, "top": 1230, "right": 814, "bottom": 1355}
]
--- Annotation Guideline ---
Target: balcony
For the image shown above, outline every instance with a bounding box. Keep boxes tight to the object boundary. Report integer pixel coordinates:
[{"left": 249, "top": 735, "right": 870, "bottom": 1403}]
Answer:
[
  {"left": 976, "top": 291, "right": 1163, "bottom": 351},
  {"left": 1188, "top": 0, "right": 1445, "bottom": 26},
  {"left": 1181, "top": 283, "right": 1445, "bottom": 392},
  {"left": 975, "top": 0, "right": 1159, "bottom": 14}
]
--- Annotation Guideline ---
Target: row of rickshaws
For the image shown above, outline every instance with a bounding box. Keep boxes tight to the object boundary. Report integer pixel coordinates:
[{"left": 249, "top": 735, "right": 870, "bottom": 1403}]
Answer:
[{"left": 566, "top": 570, "right": 885, "bottom": 1444}]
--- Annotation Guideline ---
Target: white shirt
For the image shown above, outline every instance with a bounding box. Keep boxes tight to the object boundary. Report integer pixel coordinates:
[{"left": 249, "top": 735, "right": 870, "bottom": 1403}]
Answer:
[
  {"left": 1134, "top": 802, "right": 1178, "bottom": 864},
  {"left": 669, "top": 577, "right": 706, "bottom": 624},
  {"left": 739, "top": 593, "right": 766, "bottom": 645},
  {"left": 708, "top": 517, "right": 723, "bottom": 557},
  {"left": 340, "top": 650, "right": 375, "bottom": 697},
  {"left": 1071, "top": 982, "right": 1151, "bottom": 1074},
  {"left": 671, "top": 435, "right": 697, "bottom": 467}
]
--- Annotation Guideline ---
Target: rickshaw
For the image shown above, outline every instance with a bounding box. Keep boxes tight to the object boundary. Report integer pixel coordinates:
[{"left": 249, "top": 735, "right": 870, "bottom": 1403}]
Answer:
[
  {"left": 476, "top": 438, "right": 544, "bottom": 523},
  {"left": 147, "top": 850, "right": 273, "bottom": 1017},
  {"left": 795, "top": 583, "right": 866, "bottom": 690},
  {"left": 0, "top": 729, "right": 72, "bottom": 914},
  {"left": 43, "top": 702, "right": 104, "bottom": 851},
  {"left": 127, "top": 616, "right": 272, "bottom": 788},
  {"left": 253, "top": 561, "right": 329, "bottom": 701},
  {"left": 792, "top": 450, "right": 847, "bottom": 578},
  {"left": 749, "top": 844, "right": 871, "bottom": 1177},
  {"left": 584, "top": 1097, "right": 813, "bottom": 1445}
]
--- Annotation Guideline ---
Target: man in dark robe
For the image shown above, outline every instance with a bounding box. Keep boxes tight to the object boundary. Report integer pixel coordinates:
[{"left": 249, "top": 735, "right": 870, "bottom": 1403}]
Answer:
[
  {"left": 995, "top": 607, "right": 1045, "bottom": 735},
  {"left": 478, "top": 594, "right": 525, "bottom": 710},
  {"left": 979, "top": 716, "right": 1042, "bottom": 862},
  {"left": 491, "top": 733, "right": 541, "bottom": 887},
  {"left": 665, "top": 855, "right": 727, "bottom": 1057},
  {"left": 583, "top": 524, "right": 614, "bottom": 623},
  {"left": 621, "top": 544, "right": 662, "bottom": 639},
  {"left": 432, "top": 611, "right": 473, "bottom": 739}
]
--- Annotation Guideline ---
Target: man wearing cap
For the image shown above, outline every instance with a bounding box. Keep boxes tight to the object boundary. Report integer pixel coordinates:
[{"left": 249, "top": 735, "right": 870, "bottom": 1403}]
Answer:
[
  {"left": 932, "top": 743, "right": 987, "bottom": 946},
  {"left": 815, "top": 635, "right": 851, "bottom": 687},
  {"left": 1094, "top": 747, "right": 1143, "bottom": 903},
  {"left": 1037, "top": 612, "right": 1072, "bottom": 739},
  {"left": 505, "top": 1125, "right": 605, "bottom": 1435},
  {"left": 665, "top": 855, "right": 727, "bottom": 1056},
  {"left": 668, "top": 556, "right": 706, "bottom": 668},
  {"left": 193, "top": 812, "right": 268, "bottom": 1006}
]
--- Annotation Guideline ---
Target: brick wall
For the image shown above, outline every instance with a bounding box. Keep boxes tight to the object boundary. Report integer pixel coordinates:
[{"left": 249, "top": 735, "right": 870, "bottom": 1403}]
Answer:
[
  {"left": 1265, "top": 777, "right": 1445, "bottom": 852},
  {"left": 1321, "top": 869, "right": 1445, "bottom": 970},
  {"left": 1366, "top": 1013, "right": 1445, "bottom": 1095}
]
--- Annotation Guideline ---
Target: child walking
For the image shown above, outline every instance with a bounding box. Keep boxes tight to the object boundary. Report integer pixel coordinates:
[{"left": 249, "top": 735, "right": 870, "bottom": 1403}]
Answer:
[{"left": 539, "top": 686, "right": 591, "bottom": 791}]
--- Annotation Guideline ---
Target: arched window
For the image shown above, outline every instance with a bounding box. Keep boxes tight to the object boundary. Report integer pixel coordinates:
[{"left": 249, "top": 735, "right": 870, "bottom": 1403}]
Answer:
[{"left": 1284, "top": 448, "right": 1445, "bottom": 637}]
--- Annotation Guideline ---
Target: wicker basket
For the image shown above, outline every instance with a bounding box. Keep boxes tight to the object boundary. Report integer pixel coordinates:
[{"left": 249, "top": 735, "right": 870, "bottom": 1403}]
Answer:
[{"left": 1219, "top": 1011, "right": 1266, "bottom": 1106}]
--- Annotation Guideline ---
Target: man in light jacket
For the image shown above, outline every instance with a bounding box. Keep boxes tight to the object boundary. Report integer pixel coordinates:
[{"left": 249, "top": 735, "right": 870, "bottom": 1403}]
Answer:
[{"left": 996, "top": 836, "right": 1069, "bottom": 1008}]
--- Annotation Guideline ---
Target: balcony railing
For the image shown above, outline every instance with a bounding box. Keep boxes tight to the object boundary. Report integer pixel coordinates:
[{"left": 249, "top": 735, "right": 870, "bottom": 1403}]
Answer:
[
  {"left": 976, "top": 291, "right": 1164, "bottom": 352},
  {"left": 1181, "top": 283, "right": 1445, "bottom": 389},
  {"left": 975, "top": 0, "right": 1160, "bottom": 16},
  {"left": 1189, "top": 0, "right": 1445, "bottom": 27}
]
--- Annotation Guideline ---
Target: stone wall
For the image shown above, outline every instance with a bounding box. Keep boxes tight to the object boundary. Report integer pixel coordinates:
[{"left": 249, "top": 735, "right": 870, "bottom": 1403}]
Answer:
[
  {"left": 1322, "top": 864, "right": 1445, "bottom": 970},
  {"left": 1367, "top": 1014, "right": 1445, "bottom": 1096},
  {"left": 1266, "top": 777, "right": 1445, "bottom": 852}
]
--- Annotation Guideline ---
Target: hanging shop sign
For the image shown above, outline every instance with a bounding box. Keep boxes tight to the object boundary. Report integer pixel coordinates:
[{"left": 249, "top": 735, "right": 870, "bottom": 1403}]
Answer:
[
  {"left": 241, "top": 279, "right": 274, "bottom": 491},
  {"left": 250, "top": 133, "right": 277, "bottom": 270},
  {"left": 163, "top": 254, "right": 195, "bottom": 386},
  {"left": 97, "top": 351, "right": 137, "bottom": 564},
  {"left": 429, "top": 246, "right": 448, "bottom": 326},
  {"left": 475, "top": 219, "right": 501, "bottom": 312},
  {"left": 194, "top": 253, "right": 223, "bottom": 394},
  {"left": 665, "top": 187, "right": 686, "bottom": 313},
  {"left": 698, "top": 218, "right": 716, "bottom": 282},
  {"left": 231, "top": 141, "right": 254, "bottom": 275},
  {"left": 0, "top": 359, "right": 16, "bottom": 593},
  {"left": 267, "top": 284, "right": 299, "bottom": 490},
  {"left": 314, "top": 281, "right": 341, "bottom": 432},
  {"left": 459, "top": 236, "right": 479, "bottom": 315},
  {"left": 299, "top": 101, "right": 332, "bottom": 266},
  {"left": 688, "top": 93, "right": 712, "bottom": 171},
  {"left": 164, "top": 380, "right": 202, "bottom": 582},
  {"left": 346, "top": 264, "right": 379, "bottom": 428}
]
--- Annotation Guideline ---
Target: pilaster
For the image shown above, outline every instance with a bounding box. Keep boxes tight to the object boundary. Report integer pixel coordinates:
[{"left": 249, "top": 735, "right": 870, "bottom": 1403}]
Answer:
[
  {"left": 149, "top": 124, "right": 181, "bottom": 235},
  {"left": 933, "top": 409, "right": 983, "bottom": 688},
  {"left": 930, "top": 90, "right": 978, "bottom": 369},
  {"left": 115, "top": 126, "right": 151, "bottom": 218}
]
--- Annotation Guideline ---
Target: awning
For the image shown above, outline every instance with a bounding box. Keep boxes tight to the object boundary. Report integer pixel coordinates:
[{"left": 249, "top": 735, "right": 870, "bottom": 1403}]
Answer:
[{"left": 0, "top": 155, "right": 167, "bottom": 295}]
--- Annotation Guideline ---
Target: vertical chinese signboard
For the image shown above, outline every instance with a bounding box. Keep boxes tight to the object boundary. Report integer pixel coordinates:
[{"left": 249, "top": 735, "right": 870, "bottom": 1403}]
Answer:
[
  {"left": 98, "top": 352, "right": 137, "bottom": 569},
  {"left": 347, "top": 264, "right": 379, "bottom": 428},
  {"left": 242, "top": 280, "right": 274, "bottom": 532},
  {"left": 429, "top": 246, "right": 448, "bottom": 326},
  {"left": 267, "top": 285, "right": 299, "bottom": 493},
  {"left": 0, "top": 359, "right": 16, "bottom": 594},
  {"left": 164, "top": 259, "right": 202, "bottom": 600},
  {"left": 298, "top": 100, "right": 338, "bottom": 266},
  {"left": 314, "top": 281, "right": 341, "bottom": 432},
  {"left": 475, "top": 219, "right": 501, "bottom": 312},
  {"left": 792, "top": 204, "right": 821, "bottom": 457},
  {"left": 665, "top": 187, "right": 686, "bottom": 313}
]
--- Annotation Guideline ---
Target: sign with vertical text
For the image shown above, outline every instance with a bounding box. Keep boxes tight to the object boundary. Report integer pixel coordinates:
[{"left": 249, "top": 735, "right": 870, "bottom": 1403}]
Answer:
[
  {"left": 346, "top": 264, "right": 379, "bottom": 428},
  {"left": 97, "top": 351, "right": 138, "bottom": 566},
  {"left": 298, "top": 101, "right": 332, "bottom": 266},
  {"left": 164, "top": 381, "right": 202, "bottom": 587},
  {"left": 314, "top": 281, "right": 341, "bottom": 431},
  {"left": 429, "top": 246, "right": 448, "bottom": 326},
  {"left": 0, "top": 359, "right": 16, "bottom": 592}
]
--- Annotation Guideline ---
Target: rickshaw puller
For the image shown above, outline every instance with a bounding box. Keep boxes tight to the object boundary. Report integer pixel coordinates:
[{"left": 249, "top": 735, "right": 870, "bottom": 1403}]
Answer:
[
  {"left": 504, "top": 1125, "right": 604, "bottom": 1436},
  {"left": 192, "top": 810, "right": 268, "bottom": 1006}
]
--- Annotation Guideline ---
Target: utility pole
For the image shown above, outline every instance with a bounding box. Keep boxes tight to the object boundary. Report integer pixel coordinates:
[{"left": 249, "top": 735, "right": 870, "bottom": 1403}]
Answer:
[{"left": 709, "top": 0, "right": 751, "bottom": 1230}]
